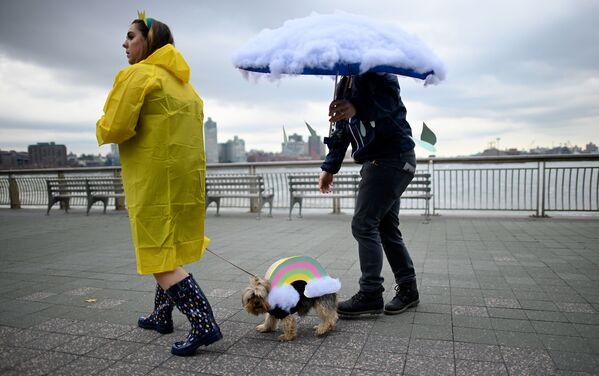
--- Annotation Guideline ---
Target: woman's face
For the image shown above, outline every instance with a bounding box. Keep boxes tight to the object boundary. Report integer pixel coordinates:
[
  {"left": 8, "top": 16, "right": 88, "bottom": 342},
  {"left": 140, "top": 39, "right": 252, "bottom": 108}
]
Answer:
[{"left": 122, "top": 23, "right": 146, "bottom": 65}]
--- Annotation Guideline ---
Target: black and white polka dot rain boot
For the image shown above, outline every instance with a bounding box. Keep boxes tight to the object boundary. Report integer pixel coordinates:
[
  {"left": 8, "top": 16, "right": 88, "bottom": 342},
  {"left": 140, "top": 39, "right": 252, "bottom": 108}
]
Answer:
[
  {"left": 166, "top": 274, "right": 222, "bottom": 356},
  {"left": 138, "top": 283, "right": 175, "bottom": 334}
]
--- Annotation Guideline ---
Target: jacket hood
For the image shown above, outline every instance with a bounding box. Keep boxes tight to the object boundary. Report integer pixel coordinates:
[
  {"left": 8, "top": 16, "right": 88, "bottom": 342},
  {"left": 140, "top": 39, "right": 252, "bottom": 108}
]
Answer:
[{"left": 141, "top": 44, "right": 190, "bottom": 83}]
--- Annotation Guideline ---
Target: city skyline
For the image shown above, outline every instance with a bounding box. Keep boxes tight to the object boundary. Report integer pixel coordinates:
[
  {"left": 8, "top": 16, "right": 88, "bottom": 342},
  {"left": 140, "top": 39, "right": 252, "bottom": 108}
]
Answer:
[{"left": 0, "top": 1, "right": 597, "bottom": 157}]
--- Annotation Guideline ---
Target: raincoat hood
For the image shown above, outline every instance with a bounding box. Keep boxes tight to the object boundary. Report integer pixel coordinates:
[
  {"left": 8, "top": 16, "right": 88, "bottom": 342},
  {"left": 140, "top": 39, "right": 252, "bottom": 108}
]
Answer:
[{"left": 141, "top": 44, "right": 190, "bottom": 83}]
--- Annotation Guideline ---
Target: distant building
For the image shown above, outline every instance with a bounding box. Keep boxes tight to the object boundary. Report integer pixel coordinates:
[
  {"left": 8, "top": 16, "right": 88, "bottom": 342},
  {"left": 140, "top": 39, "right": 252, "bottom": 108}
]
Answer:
[
  {"left": 282, "top": 131, "right": 307, "bottom": 157},
  {"left": 219, "top": 136, "right": 246, "bottom": 163},
  {"left": 585, "top": 142, "right": 598, "bottom": 153},
  {"left": 305, "top": 122, "right": 325, "bottom": 159},
  {"left": 0, "top": 150, "right": 29, "bottom": 169},
  {"left": 204, "top": 117, "right": 219, "bottom": 163},
  {"left": 77, "top": 154, "right": 107, "bottom": 167},
  {"left": 28, "top": 142, "right": 67, "bottom": 168},
  {"left": 108, "top": 144, "right": 120, "bottom": 165}
]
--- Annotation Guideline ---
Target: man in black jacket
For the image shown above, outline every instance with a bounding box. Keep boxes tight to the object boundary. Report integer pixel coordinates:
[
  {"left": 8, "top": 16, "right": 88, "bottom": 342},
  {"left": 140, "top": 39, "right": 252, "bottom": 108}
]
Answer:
[{"left": 320, "top": 72, "right": 419, "bottom": 316}]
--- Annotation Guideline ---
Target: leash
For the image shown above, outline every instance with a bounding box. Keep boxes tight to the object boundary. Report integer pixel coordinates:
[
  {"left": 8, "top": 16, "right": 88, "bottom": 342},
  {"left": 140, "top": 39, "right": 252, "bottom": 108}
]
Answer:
[{"left": 205, "top": 247, "right": 257, "bottom": 278}]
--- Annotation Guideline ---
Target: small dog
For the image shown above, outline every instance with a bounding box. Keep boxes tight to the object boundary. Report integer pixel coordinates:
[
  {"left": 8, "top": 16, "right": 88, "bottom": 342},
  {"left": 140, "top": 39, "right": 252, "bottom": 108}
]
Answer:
[{"left": 242, "top": 275, "right": 339, "bottom": 341}]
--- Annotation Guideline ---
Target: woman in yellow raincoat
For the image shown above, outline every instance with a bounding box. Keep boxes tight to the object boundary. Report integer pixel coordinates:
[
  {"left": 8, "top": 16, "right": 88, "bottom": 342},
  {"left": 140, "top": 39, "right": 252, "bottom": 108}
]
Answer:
[{"left": 96, "top": 13, "right": 221, "bottom": 356}]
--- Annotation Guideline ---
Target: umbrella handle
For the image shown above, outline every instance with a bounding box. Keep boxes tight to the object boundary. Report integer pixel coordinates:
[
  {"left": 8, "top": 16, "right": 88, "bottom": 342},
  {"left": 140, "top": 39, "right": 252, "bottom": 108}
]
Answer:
[
  {"left": 329, "top": 73, "right": 339, "bottom": 137},
  {"left": 328, "top": 73, "right": 353, "bottom": 137}
]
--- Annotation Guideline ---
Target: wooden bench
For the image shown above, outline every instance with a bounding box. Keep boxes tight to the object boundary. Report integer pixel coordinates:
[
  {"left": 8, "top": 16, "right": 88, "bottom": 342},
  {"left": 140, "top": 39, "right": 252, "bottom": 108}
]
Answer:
[
  {"left": 205, "top": 174, "right": 274, "bottom": 218},
  {"left": 46, "top": 177, "right": 125, "bottom": 215},
  {"left": 402, "top": 173, "right": 433, "bottom": 219},
  {"left": 287, "top": 172, "right": 433, "bottom": 219},
  {"left": 288, "top": 173, "right": 360, "bottom": 219},
  {"left": 46, "top": 178, "right": 88, "bottom": 215},
  {"left": 86, "top": 178, "right": 125, "bottom": 215}
]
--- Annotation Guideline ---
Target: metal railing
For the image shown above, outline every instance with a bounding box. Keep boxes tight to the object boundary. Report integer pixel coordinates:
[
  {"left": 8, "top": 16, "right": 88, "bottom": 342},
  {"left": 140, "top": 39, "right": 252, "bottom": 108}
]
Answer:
[{"left": 1, "top": 154, "right": 598, "bottom": 216}]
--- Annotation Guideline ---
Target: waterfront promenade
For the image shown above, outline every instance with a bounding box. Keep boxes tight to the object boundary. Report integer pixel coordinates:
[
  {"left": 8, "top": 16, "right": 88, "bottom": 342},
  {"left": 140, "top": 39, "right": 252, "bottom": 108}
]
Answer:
[{"left": 0, "top": 208, "right": 598, "bottom": 375}]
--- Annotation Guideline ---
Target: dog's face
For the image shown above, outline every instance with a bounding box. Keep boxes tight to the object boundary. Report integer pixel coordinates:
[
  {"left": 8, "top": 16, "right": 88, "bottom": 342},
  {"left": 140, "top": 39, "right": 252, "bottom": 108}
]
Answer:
[{"left": 242, "top": 276, "right": 271, "bottom": 315}]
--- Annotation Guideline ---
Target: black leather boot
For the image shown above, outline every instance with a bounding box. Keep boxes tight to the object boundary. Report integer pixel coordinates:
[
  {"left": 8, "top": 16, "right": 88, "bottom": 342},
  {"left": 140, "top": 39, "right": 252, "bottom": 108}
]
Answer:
[
  {"left": 384, "top": 280, "right": 419, "bottom": 315},
  {"left": 337, "top": 287, "right": 384, "bottom": 316},
  {"left": 138, "top": 284, "right": 174, "bottom": 334},
  {"left": 166, "top": 274, "right": 222, "bottom": 356}
]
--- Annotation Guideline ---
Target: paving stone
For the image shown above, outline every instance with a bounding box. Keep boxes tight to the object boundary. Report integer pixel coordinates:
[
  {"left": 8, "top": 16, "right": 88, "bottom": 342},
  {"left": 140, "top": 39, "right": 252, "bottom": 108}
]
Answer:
[
  {"left": 574, "top": 324, "right": 599, "bottom": 339},
  {"left": 454, "top": 342, "right": 503, "bottom": 362},
  {"left": 532, "top": 320, "right": 580, "bottom": 336},
  {"left": 487, "top": 307, "right": 527, "bottom": 320},
  {"left": 147, "top": 367, "right": 203, "bottom": 376},
  {"left": 550, "top": 351, "right": 599, "bottom": 373},
  {"left": 160, "top": 349, "right": 219, "bottom": 372},
  {"left": 202, "top": 353, "right": 261, "bottom": 375},
  {"left": 249, "top": 359, "right": 304, "bottom": 376},
  {"left": 452, "top": 305, "right": 488, "bottom": 317},
  {"left": 87, "top": 340, "right": 140, "bottom": 360},
  {"left": 227, "top": 337, "right": 278, "bottom": 357},
  {"left": 491, "top": 318, "right": 535, "bottom": 332},
  {"left": 354, "top": 350, "right": 405, "bottom": 372},
  {"left": 21, "top": 331, "right": 79, "bottom": 350},
  {"left": 321, "top": 330, "right": 368, "bottom": 350},
  {"left": 13, "top": 350, "right": 79, "bottom": 376},
  {"left": 453, "top": 327, "right": 498, "bottom": 345},
  {"left": 54, "top": 335, "right": 111, "bottom": 355},
  {"left": 268, "top": 342, "right": 318, "bottom": 363},
  {"left": 362, "top": 335, "right": 409, "bottom": 353},
  {"left": 495, "top": 331, "right": 544, "bottom": 348},
  {"left": 122, "top": 344, "right": 172, "bottom": 366},
  {"left": 411, "top": 324, "right": 453, "bottom": 341},
  {"left": 0, "top": 345, "right": 44, "bottom": 368},
  {"left": 540, "top": 334, "right": 596, "bottom": 353},
  {"left": 18, "top": 291, "right": 57, "bottom": 301},
  {"left": 308, "top": 346, "right": 361, "bottom": 368},
  {"left": 404, "top": 355, "right": 455, "bottom": 376},
  {"left": 408, "top": 339, "right": 454, "bottom": 358},
  {"left": 501, "top": 346, "right": 557, "bottom": 375},
  {"left": 52, "top": 356, "right": 114, "bottom": 375},
  {"left": 556, "top": 303, "right": 596, "bottom": 313},
  {"left": 455, "top": 359, "right": 508, "bottom": 376},
  {"left": 564, "top": 313, "right": 599, "bottom": 325},
  {"left": 301, "top": 364, "right": 352, "bottom": 376},
  {"left": 34, "top": 318, "right": 80, "bottom": 332},
  {"left": 96, "top": 361, "right": 155, "bottom": 376},
  {"left": 520, "top": 299, "right": 559, "bottom": 311}
]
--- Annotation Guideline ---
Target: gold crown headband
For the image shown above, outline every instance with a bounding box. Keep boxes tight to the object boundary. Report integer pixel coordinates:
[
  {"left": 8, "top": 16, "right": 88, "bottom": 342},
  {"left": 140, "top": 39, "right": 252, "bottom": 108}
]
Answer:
[{"left": 137, "top": 10, "right": 153, "bottom": 29}]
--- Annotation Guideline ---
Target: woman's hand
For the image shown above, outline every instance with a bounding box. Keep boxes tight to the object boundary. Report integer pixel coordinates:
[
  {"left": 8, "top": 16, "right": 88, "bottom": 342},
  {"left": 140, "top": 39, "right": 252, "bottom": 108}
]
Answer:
[
  {"left": 329, "top": 100, "right": 356, "bottom": 123},
  {"left": 319, "top": 171, "right": 334, "bottom": 193}
]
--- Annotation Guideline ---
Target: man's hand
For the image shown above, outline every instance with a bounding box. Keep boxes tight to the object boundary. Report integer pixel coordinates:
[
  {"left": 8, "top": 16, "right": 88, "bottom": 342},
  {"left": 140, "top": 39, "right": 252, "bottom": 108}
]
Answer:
[
  {"left": 319, "top": 171, "right": 334, "bottom": 193},
  {"left": 329, "top": 100, "right": 356, "bottom": 123}
]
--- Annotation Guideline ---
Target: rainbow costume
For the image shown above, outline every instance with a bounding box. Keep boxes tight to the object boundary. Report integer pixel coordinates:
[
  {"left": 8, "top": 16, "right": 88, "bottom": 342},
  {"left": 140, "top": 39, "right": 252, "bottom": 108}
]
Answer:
[{"left": 265, "top": 256, "right": 341, "bottom": 318}]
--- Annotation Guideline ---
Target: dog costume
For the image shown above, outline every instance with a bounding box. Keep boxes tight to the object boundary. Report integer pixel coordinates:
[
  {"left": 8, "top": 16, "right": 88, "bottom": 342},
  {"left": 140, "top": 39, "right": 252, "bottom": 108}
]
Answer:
[{"left": 265, "top": 256, "right": 341, "bottom": 318}]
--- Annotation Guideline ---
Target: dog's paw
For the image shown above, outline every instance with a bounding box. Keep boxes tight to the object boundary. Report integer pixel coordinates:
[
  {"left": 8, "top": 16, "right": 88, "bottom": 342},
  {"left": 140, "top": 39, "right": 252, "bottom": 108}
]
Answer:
[
  {"left": 278, "top": 333, "right": 295, "bottom": 342},
  {"left": 256, "top": 324, "right": 274, "bottom": 333},
  {"left": 313, "top": 324, "right": 333, "bottom": 336}
]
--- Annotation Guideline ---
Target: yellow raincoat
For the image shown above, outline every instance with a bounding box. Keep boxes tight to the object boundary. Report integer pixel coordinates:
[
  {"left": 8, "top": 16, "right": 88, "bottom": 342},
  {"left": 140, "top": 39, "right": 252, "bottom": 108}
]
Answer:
[{"left": 97, "top": 44, "right": 209, "bottom": 275}]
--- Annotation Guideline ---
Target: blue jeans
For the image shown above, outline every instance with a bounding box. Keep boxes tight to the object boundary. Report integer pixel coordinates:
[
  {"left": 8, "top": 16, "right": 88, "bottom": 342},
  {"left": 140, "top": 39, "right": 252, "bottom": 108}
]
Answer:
[{"left": 351, "top": 152, "right": 417, "bottom": 293}]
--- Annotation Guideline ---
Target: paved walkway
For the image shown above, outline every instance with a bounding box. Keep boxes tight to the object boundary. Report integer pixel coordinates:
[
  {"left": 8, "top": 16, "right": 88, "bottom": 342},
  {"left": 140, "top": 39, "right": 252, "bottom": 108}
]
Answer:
[{"left": 0, "top": 208, "right": 598, "bottom": 375}]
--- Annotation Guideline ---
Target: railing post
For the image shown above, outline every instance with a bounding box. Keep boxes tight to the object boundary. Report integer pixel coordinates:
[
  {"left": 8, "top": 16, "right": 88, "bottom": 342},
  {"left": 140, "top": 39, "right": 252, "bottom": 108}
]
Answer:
[
  {"left": 429, "top": 158, "right": 437, "bottom": 216},
  {"left": 8, "top": 173, "right": 21, "bottom": 209},
  {"left": 248, "top": 164, "right": 259, "bottom": 213},
  {"left": 57, "top": 171, "right": 67, "bottom": 210},
  {"left": 534, "top": 161, "right": 548, "bottom": 217},
  {"left": 113, "top": 168, "right": 125, "bottom": 210},
  {"left": 332, "top": 197, "right": 341, "bottom": 214}
]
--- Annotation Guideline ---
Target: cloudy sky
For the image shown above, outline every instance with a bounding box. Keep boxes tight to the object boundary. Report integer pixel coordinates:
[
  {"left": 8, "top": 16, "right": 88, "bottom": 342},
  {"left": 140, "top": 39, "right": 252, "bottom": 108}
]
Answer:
[{"left": 1, "top": 0, "right": 597, "bottom": 157}]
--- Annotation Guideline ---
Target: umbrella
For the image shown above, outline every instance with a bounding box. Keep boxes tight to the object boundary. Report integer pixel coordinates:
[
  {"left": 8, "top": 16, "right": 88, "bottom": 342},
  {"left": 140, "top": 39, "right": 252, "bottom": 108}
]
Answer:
[{"left": 232, "top": 11, "right": 446, "bottom": 85}]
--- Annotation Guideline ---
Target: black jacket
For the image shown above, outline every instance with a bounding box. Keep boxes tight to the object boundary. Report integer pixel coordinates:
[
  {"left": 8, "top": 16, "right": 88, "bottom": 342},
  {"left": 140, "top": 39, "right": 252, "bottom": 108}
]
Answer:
[{"left": 321, "top": 73, "right": 415, "bottom": 174}]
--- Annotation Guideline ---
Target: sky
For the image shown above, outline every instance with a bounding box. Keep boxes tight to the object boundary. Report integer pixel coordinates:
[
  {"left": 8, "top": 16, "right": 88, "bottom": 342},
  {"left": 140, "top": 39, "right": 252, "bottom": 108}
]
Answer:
[{"left": 0, "top": 0, "right": 597, "bottom": 157}]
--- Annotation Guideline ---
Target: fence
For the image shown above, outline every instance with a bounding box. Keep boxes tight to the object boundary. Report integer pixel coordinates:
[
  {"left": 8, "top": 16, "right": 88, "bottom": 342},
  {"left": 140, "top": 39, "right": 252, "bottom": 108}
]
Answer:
[{"left": 1, "top": 154, "right": 598, "bottom": 216}]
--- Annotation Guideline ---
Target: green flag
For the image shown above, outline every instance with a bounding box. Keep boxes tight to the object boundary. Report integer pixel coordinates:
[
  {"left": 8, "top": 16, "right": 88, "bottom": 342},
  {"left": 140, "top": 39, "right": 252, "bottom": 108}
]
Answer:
[
  {"left": 411, "top": 122, "right": 437, "bottom": 153},
  {"left": 421, "top": 122, "right": 437, "bottom": 146}
]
